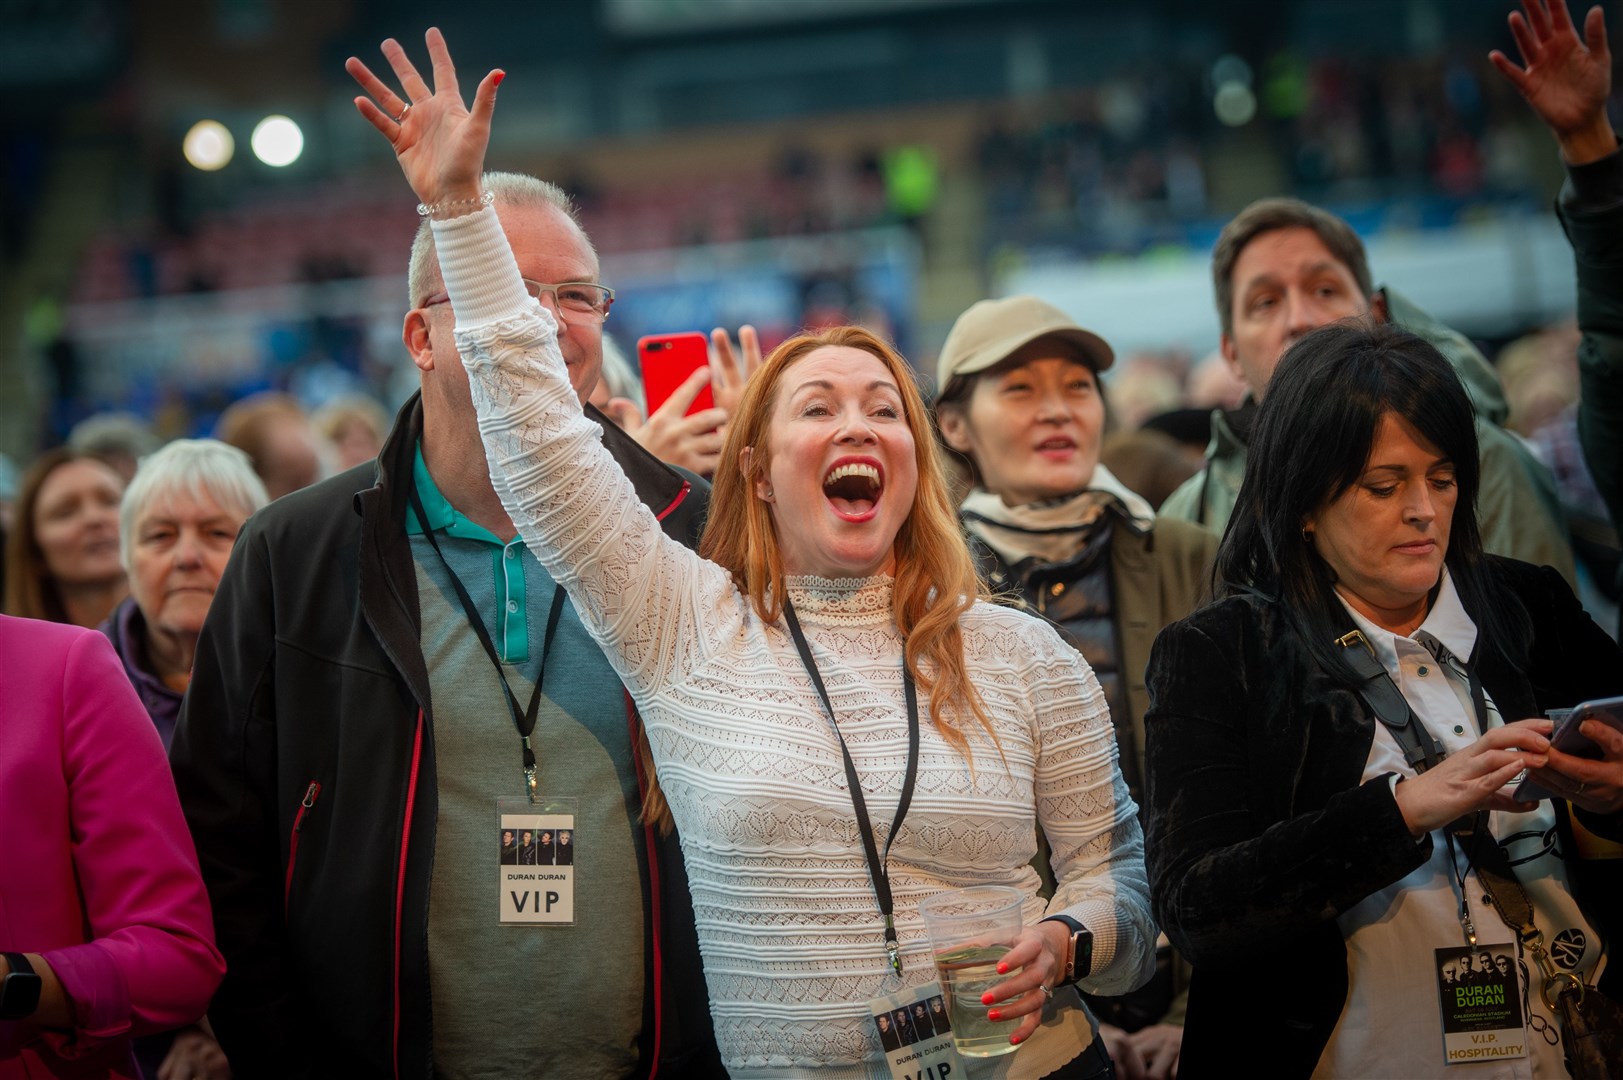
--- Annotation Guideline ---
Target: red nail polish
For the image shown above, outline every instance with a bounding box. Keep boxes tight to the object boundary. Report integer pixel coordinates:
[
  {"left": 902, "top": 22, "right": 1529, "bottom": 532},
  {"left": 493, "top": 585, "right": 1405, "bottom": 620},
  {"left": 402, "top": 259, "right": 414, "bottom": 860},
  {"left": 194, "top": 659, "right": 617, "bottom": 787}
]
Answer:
[
  {"left": 980, "top": 992, "right": 995, "bottom": 1006},
  {"left": 1011, "top": 1033, "right": 1024, "bottom": 1045},
  {"left": 492, "top": 71, "right": 506, "bottom": 86},
  {"left": 987, "top": 1010, "right": 1002, "bottom": 1022},
  {"left": 996, "top": 962, "right": 1009, "bottom": 974}
]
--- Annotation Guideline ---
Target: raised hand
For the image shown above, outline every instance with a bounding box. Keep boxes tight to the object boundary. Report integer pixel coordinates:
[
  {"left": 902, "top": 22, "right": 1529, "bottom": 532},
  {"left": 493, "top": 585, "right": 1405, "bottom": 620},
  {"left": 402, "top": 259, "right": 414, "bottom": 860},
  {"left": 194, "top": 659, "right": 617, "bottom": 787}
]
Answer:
[
  {"left": 1490, "top": 0, "right": 1616, "bottom": 164},
  {"left": 710, "top": 324, "right": 764, "bottom": 418},
  {"left": 345, "top": 28, "right": 503, "bottom": 209}
]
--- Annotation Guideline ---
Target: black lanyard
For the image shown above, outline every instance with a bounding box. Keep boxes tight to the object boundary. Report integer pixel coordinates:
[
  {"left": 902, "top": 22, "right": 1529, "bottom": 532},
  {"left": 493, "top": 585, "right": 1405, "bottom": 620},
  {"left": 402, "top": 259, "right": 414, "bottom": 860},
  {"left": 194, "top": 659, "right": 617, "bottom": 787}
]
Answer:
[
  {"left": 782, "top": 596, "right": 920, "bottom": 978},
  {"left": 1442, "top": 665, "right": 1503, "bottom": 942},
  {"left": 409, "top": 487, "right": 567, "bottom": 800}
]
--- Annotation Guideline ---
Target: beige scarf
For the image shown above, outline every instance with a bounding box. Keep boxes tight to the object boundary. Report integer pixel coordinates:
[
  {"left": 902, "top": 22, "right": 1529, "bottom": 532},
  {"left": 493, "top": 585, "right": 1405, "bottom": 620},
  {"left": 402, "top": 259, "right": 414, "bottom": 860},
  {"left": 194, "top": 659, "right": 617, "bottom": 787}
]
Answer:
[{"left": 960, "top": 464, "right": 1155, "bottom": 566}]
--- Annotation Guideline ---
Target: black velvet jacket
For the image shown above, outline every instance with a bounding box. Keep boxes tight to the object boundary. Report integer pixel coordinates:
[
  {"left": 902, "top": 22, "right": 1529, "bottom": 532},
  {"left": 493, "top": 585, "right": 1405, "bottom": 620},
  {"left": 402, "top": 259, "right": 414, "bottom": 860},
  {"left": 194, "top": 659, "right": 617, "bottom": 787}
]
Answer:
[{"left": 1143, "top": 557, "right": 1622, "bottom": 1076}]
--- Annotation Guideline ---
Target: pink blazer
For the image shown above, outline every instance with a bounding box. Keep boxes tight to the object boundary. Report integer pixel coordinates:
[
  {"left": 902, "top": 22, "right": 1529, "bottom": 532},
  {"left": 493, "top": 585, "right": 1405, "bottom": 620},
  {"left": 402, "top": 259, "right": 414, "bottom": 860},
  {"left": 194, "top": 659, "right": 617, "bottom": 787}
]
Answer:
[{"left": 0, "top": 615, "right": 224, "bottom": 1077}]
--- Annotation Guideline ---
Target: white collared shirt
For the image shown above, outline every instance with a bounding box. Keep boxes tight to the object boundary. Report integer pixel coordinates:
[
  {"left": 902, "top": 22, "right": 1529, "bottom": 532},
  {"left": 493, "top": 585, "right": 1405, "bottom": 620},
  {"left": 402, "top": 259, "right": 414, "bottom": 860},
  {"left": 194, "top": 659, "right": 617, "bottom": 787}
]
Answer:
[
  {"left": 1313, "top": 571, "right": 1605, "bottom": 1078},
  {"left": 1356, "top": 568, "right": 1498, "bottom": 771}
]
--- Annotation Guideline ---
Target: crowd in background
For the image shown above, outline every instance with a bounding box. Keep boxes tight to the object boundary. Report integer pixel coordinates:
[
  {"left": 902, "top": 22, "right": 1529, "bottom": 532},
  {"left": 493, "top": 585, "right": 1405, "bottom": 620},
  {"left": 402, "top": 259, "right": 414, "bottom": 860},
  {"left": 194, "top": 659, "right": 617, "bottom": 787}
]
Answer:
[
  {"left": 3, "top": 1, "right": 1623, "bottom": 1079},
  {"left": 6, "top": 302, "right": 1616, "bottom": 634}
]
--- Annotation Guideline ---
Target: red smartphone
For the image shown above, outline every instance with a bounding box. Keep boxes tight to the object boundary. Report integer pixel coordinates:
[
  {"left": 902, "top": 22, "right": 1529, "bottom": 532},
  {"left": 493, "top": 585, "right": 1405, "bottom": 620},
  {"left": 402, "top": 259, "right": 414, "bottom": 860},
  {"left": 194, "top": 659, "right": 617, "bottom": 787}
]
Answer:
[{"left": 638, "top": 332, "right": 713, "bottom": 417}]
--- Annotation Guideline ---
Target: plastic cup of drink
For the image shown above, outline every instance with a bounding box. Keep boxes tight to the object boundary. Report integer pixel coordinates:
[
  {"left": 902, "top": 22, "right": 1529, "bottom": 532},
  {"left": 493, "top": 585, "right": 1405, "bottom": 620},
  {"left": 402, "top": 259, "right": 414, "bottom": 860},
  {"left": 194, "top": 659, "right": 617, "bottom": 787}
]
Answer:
[{"left": 917, "top": 885, "right": 1026, "bottom": 1058}]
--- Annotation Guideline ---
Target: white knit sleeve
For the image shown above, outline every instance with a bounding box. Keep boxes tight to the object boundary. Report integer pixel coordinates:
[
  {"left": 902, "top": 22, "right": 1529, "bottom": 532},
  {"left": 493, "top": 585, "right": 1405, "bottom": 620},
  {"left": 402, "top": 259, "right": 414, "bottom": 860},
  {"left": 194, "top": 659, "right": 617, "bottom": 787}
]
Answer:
[
  {"left": 430, "top": 206, "right": 737, "bottom": 696},
  {"left": 1031, "top": 632, "right": 1159, "bottom": 997}
]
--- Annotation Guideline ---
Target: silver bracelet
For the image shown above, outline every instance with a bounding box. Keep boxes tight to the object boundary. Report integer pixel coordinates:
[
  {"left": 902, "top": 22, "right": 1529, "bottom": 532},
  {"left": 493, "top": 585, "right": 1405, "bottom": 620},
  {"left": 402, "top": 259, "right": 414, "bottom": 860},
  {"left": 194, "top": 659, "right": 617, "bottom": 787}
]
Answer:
[{"left": 416, "top": 190, "right": 495, "bottom": 218}]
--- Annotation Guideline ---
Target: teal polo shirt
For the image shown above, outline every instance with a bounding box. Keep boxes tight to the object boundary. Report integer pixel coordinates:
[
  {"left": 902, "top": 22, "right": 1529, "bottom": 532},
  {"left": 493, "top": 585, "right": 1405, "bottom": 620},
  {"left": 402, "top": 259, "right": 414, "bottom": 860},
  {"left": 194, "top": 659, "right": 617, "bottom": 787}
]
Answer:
[{"left": 403, "top": 443, "right": 532, "bottom": 664}]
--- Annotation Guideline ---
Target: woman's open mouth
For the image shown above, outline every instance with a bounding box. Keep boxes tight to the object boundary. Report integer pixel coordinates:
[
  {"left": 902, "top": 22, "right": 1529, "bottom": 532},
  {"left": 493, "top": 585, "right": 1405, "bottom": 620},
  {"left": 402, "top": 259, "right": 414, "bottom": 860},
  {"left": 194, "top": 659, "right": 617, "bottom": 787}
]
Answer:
[
  {"left": 823, "top": 458, "right": 884, "bottom": 521},
  {"left": 1035, "top": 436, "right": 1076, "bottom": 459}
]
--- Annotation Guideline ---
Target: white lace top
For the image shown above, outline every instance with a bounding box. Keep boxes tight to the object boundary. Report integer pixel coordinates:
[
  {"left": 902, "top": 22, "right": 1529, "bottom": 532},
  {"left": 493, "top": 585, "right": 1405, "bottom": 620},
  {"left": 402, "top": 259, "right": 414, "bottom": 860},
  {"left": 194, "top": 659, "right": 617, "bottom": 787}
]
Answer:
[{"left": 433, "top": 206, "right": 1155, "bottom": 1077}]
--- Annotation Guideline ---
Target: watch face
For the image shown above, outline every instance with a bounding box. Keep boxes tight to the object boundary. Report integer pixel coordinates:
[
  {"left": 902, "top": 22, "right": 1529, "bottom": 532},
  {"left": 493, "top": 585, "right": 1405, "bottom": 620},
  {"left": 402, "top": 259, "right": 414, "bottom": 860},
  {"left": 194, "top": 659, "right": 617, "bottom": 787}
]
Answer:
[
  {"left": 1, "top": 954, "right": 42, "bottom": 1021},
  {"left": 1, "top": 975, "right": 41, "bottom": 1020},
  {"left": 1073, "top": 930, "right": 1093, "bottom": 980}
]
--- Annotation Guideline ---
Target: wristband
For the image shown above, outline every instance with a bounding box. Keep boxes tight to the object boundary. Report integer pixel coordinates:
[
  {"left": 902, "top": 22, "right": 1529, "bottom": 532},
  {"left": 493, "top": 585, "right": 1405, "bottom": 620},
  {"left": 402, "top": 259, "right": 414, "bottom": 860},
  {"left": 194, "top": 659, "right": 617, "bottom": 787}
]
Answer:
[{"left": 417, "top": 190, "right": 495, "bottom": 219}]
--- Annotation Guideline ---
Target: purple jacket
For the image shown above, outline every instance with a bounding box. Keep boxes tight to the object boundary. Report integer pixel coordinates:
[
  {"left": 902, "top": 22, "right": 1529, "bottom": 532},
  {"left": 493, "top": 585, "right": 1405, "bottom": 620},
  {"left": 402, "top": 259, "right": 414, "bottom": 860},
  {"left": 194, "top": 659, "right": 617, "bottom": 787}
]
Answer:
[{"left": 0, "top": 615, "right": 224, "bottom": 1078}]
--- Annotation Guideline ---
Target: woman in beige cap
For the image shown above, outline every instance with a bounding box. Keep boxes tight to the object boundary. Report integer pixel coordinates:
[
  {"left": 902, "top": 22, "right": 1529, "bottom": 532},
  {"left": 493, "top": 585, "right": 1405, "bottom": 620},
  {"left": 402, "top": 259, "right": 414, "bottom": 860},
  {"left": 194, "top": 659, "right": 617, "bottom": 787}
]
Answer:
[{"left": 934, "top": 295, "right": 1216, "bottom": 1080}]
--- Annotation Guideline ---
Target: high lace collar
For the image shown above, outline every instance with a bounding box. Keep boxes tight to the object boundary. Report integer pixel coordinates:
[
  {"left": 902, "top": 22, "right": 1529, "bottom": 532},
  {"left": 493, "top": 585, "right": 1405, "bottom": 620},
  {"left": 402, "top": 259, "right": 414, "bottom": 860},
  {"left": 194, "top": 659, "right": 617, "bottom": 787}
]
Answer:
[{"left": 783, "top": 573, "right": 893, "bottom": 626}]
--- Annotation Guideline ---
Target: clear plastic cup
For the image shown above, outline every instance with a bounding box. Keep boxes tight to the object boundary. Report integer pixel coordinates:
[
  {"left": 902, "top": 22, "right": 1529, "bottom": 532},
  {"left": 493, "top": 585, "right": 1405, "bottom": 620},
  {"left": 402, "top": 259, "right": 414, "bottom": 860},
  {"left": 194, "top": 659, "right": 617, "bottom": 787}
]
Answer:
[{"left": 916, "top": 885, "right": 1026, "bottom": 1058}]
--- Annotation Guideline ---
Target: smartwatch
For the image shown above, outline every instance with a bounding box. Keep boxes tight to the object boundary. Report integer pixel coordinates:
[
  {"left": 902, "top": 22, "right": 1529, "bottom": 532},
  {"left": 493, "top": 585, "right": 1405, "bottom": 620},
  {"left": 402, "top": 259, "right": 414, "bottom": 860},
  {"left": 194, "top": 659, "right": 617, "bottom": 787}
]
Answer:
[
  {"left": 0, "top": 952, "right": 42, "bottom": 1021},
  {"left": 1041, "top": 916, "right": 1094, "bottom": 985}
]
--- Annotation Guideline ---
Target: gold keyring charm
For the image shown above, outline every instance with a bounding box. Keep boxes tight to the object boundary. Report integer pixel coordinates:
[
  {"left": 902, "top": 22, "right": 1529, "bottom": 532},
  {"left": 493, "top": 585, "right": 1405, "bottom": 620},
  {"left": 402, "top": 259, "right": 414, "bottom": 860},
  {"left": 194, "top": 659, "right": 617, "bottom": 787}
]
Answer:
[{"left": 1541, "top": 971, "right": 1584, "bottom": 1012}]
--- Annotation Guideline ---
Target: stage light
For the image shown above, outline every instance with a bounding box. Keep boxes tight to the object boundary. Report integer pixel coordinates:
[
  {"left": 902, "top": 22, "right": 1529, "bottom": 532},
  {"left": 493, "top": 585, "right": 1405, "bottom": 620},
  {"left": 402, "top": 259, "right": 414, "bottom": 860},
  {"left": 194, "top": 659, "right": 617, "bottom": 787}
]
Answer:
[
  {"left": 251, "top": 115, "right": 304, "bottom": 167},
  {"left": 1211, "top": 55, "right": 1252, "bottom": 89},
  {"left": 183, "top": 120, "right": 234, "bottom": 171},
  {"left": 1214, "top": 83, "right": 1257, "bottom": 127}
]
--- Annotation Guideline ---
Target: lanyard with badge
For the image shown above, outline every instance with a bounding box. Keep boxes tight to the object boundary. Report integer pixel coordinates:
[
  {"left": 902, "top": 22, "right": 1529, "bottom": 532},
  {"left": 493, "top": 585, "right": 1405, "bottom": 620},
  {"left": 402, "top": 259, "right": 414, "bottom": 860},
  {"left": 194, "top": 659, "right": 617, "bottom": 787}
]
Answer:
[
  {"left": 1339, "top": 631, "right": 1536, "bottom": 1065},
  {"left": 409, "top": 487, "right": 578, "bottom": 925},
  {"left": 1435, "top": 668, "right": 1539, "bottom": 1065},
  {"left": 783, "top": 597, "right": 965, "bottom": 1077}
]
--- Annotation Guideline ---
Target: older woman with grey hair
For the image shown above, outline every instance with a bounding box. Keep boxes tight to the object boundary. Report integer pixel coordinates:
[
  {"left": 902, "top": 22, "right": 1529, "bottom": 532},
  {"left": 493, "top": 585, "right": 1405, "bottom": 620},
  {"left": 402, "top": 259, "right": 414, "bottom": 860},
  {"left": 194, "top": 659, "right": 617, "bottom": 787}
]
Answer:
[{"left": 101, "top": 439, "right": 268, "bottom": 749}]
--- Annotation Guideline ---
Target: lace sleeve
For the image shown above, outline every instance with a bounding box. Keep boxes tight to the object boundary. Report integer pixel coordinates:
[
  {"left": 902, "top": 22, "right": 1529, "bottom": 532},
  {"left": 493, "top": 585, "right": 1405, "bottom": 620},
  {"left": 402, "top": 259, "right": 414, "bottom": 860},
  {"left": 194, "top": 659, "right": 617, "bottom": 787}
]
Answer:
[
  {"left": 432, "top": 206, "right": 736, "bottom": 695},
  {"left": 1031, "top": 630, "right": 1158, "bottom": 997}
]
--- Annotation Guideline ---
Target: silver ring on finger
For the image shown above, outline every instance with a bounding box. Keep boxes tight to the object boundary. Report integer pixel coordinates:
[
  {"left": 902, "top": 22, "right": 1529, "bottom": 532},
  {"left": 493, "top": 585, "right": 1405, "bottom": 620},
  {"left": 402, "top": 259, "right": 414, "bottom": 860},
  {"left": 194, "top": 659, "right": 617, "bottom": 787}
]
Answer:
[
  {"left": 1039, "top": 983, "right": 1054, "bottom": 1001},
  {"left": 395, "top": 103, "right": 412, "bottom": 124},
  {"left": 1576, "top": 781, "right": 1587, "bottom": 797}
]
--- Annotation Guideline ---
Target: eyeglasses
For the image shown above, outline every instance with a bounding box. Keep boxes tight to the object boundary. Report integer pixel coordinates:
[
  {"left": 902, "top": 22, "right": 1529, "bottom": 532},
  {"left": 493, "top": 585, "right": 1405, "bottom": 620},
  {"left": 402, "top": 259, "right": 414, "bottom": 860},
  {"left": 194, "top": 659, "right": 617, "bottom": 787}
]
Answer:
[{"left": 422, "top": 279, "right": 615, "bottom": 319}]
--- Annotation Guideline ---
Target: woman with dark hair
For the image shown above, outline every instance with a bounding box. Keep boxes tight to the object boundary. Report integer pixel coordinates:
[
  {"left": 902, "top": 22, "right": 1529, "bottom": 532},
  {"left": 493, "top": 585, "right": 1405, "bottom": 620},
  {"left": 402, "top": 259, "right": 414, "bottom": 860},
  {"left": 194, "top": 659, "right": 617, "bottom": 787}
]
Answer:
[
  {"left": 3, "top": 448, "right": 127, "bottom": 626},
  {"left": 1144, "top": 322, "right": 1621, "bottom": 1077}
]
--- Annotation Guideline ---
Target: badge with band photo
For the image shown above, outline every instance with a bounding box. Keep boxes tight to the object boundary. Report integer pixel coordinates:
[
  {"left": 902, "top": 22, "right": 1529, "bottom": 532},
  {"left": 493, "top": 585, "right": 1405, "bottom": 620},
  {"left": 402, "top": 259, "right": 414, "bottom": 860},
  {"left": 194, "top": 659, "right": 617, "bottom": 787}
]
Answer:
[
  {"left": 1434, "top": 944, "right": 1527, "bottom": 1066},
  {"left": 868, "top": 980, "right": 964, "bottom": 1080},
  {"left": 496, "top": 796, "right": 577, "bottom": 925}
]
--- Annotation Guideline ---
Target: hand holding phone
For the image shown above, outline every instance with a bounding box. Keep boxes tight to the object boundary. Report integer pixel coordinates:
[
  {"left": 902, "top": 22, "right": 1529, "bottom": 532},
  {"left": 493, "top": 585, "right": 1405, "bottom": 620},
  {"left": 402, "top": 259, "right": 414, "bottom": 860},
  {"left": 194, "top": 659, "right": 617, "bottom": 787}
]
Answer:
[
  {"left": 639, "top": 333, "right": 714, "bottom": 418},
  {"left": 1512, "top": 694, "right": 1623, "bottom": 804},
  {"left": 620, "top": 332, "right": 729, "bottom": 475}
]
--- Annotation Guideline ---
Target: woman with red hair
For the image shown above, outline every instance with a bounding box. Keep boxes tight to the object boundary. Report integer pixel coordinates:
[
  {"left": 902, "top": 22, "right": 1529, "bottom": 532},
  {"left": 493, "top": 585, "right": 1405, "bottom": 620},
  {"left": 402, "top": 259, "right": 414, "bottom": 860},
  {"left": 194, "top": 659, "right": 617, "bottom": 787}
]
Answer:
[{"left": 346, "top": 31, "right": 1154, "bottom": 1077}]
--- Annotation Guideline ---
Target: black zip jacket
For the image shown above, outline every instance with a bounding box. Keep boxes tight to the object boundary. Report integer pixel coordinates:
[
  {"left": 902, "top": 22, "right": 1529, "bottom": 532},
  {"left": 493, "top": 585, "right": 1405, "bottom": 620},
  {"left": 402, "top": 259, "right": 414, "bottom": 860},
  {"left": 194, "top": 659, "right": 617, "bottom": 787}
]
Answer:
[{"left": 171, "top": 394, "right": 721, "bottom": 1079}]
